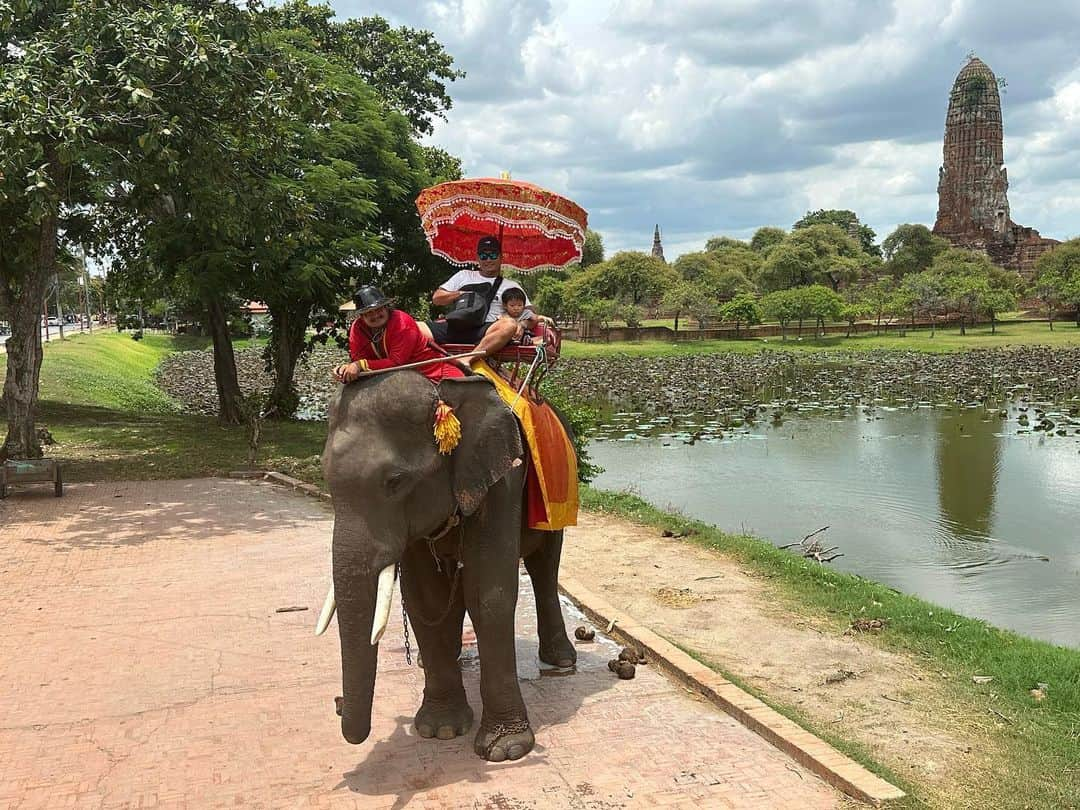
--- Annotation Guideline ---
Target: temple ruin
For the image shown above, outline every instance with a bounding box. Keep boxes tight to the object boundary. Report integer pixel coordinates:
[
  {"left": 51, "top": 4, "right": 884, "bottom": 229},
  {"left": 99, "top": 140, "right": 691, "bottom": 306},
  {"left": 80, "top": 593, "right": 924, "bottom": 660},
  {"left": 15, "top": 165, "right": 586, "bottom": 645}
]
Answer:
[{"left": 932, "top": 57, "right": 1058, "bottom": 277}]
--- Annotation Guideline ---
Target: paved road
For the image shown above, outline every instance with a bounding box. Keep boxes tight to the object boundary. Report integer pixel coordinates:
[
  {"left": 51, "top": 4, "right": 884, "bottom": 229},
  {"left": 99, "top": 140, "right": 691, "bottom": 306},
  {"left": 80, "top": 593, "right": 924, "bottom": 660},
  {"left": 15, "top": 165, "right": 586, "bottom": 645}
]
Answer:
[
  {"left": 0, "top": 479, "right": 842, "bottom": 809},
  {"left": 0, "top": 321, "right": 95, "bottom": 351}
]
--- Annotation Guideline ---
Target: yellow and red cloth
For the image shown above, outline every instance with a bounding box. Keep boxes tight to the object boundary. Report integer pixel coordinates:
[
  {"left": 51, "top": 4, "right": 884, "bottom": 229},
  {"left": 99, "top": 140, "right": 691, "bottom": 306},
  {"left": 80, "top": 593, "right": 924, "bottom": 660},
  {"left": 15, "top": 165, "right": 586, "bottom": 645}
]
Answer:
[{"left": 471, "top": 362, "right": 578, "bottom": 531}]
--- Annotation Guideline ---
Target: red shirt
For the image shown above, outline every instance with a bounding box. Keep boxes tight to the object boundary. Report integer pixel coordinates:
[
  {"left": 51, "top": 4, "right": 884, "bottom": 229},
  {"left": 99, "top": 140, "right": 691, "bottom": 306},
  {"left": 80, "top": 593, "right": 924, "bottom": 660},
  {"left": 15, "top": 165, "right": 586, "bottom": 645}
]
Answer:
[{"left": 348, "top": 309, "right": 463, "bottom": 382}]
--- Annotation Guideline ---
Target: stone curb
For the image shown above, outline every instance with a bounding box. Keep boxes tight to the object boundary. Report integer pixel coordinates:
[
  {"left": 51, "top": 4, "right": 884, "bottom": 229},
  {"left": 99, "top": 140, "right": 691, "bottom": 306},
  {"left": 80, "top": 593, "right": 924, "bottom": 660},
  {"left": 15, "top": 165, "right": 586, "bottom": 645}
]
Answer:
[
  {"left": 246, "top": 471, "right": 904, "bottom": 805},
  {"left": 557, "top": 574, "right": 906, "bottom": 807}
]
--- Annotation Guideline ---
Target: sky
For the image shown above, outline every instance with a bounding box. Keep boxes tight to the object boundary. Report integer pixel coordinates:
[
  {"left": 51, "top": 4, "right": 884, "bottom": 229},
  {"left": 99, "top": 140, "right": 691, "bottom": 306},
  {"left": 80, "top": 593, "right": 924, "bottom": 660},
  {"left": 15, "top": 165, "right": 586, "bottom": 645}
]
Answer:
[{"left": 322, "top": 0, "right": 1080, "bottom": 260}]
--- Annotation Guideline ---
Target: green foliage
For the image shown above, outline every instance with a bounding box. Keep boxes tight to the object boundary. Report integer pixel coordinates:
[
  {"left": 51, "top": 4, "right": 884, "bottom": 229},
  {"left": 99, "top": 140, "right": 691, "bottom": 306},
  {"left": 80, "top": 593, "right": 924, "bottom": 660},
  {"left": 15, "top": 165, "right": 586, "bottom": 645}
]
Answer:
[
  {"left": 718, "top": 293, "right": 762, "bottom": 335},
  {"left": 704, "top": 235, "right": 748, "bottom": 252},
  {"left": 758, "top": 224, "right": 862, "bottom": 292},
  {"left": 1033, "top": 238, "right": 1080, "bottom": 324},
  {"left": 793, "top": 209, "right": 880, "bottom": 257},
  {"left": 672, "top": 251, "right": 717, "bottom": 283},
  {"left": 267, "top": 1, "right": 464, "bottom": 136},
  {"left": 749, "top": 226, "right": 787, "bottom": 255},
  {"left": 882, "top": 223, "right": 950, "bottom": 278},
  {"left": 619, "top": 303, "right": 645, "bottom": 329},
  {"left": 581, "top": 229, "right": 605, "bottom": 268},
  {"left": 533, "top": 275, "right": 568, "bottom": 321},
  {"left": 571, "top": 251, "right": 675, "bottom": 307},
  {"left": 759, "top": 288, "right": 799, "bottom": 338}
]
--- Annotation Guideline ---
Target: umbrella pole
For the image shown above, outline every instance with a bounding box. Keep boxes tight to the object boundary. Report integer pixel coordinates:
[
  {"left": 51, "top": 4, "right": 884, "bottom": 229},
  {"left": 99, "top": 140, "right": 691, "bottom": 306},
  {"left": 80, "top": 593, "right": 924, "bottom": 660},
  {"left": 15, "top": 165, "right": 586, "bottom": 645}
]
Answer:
[{"left": 498, "top": 223, "right": 504, "bottom": 245}]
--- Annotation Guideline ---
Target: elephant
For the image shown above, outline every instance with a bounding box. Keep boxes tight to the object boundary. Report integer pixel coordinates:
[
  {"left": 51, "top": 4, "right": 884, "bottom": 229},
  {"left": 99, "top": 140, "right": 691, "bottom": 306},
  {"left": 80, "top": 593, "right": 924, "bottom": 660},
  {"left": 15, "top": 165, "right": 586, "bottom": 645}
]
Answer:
[{"left": 316, "top": 369, "right": 578, "bottom": 762}]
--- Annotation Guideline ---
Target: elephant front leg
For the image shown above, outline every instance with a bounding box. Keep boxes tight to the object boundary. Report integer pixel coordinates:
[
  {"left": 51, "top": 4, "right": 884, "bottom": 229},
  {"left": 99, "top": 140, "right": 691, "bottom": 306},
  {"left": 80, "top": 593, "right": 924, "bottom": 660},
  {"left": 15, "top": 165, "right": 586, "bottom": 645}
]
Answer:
[
  {"left": 465, "top": 575, "right": 534, "bottom": 762},
  {"left": 399, "top": 544, "right": 473, "bottom": 741}
]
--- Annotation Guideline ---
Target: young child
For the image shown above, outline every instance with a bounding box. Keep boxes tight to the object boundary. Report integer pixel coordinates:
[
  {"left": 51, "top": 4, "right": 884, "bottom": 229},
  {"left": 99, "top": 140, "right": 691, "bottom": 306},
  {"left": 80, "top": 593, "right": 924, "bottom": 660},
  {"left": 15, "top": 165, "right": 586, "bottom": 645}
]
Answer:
[{"left": 500, "top": 287, "right": 543, "bottom": 345}]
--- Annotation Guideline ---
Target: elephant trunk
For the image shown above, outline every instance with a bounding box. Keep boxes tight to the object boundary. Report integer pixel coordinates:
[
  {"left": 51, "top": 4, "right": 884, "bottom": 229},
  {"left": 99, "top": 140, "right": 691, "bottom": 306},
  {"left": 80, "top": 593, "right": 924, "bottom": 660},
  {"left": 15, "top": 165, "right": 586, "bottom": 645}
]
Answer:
[{"left": 334, "top": 557, "right": 396, "bottom": 745}]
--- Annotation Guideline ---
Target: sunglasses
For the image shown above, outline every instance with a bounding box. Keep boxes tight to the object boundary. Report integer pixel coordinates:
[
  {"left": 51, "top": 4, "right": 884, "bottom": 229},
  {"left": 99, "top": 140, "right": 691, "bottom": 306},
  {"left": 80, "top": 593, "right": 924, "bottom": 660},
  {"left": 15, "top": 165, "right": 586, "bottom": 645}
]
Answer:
[{"left": 477, "top": 250, "right": 501, "bottom": 261}]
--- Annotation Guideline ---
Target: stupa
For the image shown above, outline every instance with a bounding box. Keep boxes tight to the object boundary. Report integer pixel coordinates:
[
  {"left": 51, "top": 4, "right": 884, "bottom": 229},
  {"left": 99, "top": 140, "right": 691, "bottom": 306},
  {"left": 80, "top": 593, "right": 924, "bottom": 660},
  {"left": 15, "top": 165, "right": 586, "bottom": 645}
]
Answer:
[{"left": 932, "top": 57, "right": 1057, "bottom": 277}]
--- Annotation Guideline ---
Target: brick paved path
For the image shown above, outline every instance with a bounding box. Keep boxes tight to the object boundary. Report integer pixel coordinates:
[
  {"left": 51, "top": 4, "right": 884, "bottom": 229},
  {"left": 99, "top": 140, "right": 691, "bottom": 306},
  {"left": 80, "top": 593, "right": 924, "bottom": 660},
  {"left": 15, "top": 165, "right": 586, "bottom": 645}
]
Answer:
[{"left": 0, "top": 480, "right": 842, "bottom": 809}]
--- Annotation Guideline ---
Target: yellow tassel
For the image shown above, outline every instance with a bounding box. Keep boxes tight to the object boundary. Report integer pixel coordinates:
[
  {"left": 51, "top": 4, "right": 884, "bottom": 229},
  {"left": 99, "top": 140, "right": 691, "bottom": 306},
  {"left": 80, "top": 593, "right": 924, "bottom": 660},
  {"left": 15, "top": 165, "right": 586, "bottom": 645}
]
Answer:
[{"left": 433, "top": 400, "right": 461, "bottom": 455}]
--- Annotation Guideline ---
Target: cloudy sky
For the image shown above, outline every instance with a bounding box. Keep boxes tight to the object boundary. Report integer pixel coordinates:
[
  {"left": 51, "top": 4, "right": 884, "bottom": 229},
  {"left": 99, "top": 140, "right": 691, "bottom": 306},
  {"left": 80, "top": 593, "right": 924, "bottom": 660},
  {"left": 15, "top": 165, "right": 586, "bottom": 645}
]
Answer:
[{"left": 324, "top": 0, "right": 1080, "bottom": 260}]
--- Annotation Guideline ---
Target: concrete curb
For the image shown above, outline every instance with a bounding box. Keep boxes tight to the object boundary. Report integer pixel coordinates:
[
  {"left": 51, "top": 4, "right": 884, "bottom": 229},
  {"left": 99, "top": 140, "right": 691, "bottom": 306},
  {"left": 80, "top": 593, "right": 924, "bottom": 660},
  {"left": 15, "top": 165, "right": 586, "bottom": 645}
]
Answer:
[
  {"left": 248, "top": 471, "right": 904, "bottom": 806},
  {"left": 558, "top": 575, "right": 906, "bottom": 806}
]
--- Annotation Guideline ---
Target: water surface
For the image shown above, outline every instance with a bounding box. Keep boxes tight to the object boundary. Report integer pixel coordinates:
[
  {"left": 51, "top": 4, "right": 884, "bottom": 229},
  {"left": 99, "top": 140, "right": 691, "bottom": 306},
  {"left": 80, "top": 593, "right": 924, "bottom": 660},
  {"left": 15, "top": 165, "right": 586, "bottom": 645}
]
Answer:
[{"left": 588, "top": 406, "right": 1080, "bottom": 648}]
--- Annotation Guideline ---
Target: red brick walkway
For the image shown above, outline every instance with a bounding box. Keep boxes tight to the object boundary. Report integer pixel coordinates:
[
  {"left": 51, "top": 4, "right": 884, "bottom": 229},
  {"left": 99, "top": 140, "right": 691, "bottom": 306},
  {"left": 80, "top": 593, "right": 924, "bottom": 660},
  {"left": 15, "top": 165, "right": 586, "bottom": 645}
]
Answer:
[{"left": 0, "top": 480, "right": 843, "bottom": 809}]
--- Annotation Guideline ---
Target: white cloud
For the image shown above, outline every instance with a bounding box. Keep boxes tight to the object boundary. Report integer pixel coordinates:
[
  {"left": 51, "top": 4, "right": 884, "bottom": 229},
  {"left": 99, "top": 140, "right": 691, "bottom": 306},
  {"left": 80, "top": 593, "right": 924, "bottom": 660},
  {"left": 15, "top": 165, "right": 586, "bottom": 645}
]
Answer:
[{"left": 327, "top": 0, "right": 1080, "bottom": 254}]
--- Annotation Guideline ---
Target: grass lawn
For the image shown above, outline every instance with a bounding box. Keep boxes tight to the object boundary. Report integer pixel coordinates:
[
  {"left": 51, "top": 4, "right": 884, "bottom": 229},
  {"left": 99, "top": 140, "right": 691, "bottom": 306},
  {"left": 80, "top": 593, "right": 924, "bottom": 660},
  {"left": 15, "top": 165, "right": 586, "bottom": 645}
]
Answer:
[
  {"left": 1, "top": 330, "right": 322, "bottom": 482},
  {"left": 562, "top": 319, "right": 1080, "bottom": 358},
  {"left": 583, "top": 487, "right": 1080, "bottom": 810}
]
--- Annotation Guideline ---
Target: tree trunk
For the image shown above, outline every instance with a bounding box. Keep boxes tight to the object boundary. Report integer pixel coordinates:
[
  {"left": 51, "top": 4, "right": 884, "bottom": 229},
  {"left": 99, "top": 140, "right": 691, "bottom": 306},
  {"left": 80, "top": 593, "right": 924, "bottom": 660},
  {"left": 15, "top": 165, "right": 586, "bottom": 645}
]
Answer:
[
  {"left": 204, "top": 295, "right": 244, "bottom": 425},
  {"left": 265, "top": 300, "right": 308, "bottom": 418},
  {"left": 797, "top": 317, "right": 803, "bottom": 337},
  {"left": 959, "top": 315, "right": 966, "bottom": 336},
  {"left": 673, "top": 312, "right": 679, "bottom": 332},
  {"left": 991, "top": 315, "right": 996, "bottom": 335},
  {"left": 1, "top": 153, "right": 60, "bottom": 460}
]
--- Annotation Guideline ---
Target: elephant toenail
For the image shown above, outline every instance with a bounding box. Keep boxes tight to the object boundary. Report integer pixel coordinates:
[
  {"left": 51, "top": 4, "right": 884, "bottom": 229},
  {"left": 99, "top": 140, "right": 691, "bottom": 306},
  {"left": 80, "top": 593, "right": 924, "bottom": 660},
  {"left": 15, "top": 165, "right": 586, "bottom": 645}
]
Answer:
[
  {"left": 488, "top": 746, "right": 507, "bottom": 762},
  {"left": 507, "top": 744, "right": 525, "bottom": 760},
  {"left": 436, "top": 726, "right": 455, "bottom": 740},
  {"left": 417, "top": 724, "right": 434, "bottom": 738}
]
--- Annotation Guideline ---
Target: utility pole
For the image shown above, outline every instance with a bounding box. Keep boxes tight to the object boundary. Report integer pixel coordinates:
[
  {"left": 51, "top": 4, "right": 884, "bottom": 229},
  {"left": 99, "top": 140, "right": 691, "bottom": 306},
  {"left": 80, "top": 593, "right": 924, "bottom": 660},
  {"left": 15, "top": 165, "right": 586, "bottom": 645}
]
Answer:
[{"left": 54, "top": 275, "right": 65, "bottom": 340}]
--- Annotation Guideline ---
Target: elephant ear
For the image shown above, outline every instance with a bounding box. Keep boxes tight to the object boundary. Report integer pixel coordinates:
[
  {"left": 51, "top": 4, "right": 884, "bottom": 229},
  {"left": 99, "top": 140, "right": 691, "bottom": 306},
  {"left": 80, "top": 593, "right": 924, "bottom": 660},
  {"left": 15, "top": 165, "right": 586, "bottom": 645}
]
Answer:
[{"left": 437, "top": 376, "right": 524, "bottom": 516}]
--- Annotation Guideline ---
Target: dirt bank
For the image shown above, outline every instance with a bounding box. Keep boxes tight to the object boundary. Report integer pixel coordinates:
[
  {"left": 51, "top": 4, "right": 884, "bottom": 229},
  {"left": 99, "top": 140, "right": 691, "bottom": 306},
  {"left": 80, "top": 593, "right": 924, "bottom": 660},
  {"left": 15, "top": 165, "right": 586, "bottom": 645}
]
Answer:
[{"left": 564, "top": 511, "right": 1015, "bottom": 808}]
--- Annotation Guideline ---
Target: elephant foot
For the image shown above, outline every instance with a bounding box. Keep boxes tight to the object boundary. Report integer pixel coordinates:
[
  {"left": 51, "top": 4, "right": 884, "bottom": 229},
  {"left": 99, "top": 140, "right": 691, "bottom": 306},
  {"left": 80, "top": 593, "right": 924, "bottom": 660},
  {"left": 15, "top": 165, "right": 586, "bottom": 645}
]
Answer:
[
  {"left": 474, "top": 719, "right": 534, "bottom": 762},
  {"left": 415, "top": 697, "right": 473, "bottom": 741},
  {"left": 538, "top": 632, "right": 577, "bottom": 669}
]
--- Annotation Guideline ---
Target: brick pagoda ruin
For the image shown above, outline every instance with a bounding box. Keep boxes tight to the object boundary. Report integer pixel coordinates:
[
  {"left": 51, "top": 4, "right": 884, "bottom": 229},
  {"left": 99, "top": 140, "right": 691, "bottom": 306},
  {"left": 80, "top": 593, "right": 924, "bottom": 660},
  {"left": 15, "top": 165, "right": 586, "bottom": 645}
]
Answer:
[{"left": 932, "top": 57, "right": 1058, "bottom": 278}]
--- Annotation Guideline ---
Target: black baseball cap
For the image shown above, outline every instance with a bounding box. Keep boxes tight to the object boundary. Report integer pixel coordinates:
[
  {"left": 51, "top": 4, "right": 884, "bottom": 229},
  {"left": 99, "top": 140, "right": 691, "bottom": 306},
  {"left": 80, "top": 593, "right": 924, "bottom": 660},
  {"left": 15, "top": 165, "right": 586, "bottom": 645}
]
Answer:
[{"left": 477, "top": 235, "right": 501, "bottom": 252}]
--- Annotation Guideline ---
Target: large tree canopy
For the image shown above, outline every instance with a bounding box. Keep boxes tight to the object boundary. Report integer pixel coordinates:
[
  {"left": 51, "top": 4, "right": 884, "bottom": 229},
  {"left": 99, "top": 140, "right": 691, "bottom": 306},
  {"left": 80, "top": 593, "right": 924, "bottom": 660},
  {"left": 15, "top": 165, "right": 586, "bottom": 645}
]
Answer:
[
  {"left": 1, "top": 0, "right": 298, "bottom": 453},
  {"left": 794, "top": 209, "right": 880, "bottom": 257}
]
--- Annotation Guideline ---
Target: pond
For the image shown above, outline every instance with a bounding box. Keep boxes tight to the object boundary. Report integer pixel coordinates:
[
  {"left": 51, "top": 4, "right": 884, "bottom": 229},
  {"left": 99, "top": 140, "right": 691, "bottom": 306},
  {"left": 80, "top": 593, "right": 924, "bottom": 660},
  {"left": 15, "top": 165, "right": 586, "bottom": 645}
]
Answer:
[{"left": 588, "top": 405, "right": 1080, "bottom": 649}]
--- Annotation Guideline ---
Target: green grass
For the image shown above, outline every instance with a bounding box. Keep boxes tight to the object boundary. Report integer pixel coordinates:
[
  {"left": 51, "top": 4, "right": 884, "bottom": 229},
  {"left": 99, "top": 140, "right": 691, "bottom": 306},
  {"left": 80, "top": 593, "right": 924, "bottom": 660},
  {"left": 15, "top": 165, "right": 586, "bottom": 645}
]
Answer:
[
  {"left": 2, "top": 330, "right": 319, "bottom": 481},
  {"left": 562, "top": 320, "right": 1080, "bottom": 358},
  {"left": 582, "top": 486, "right": 1080, "bottom": 810}
]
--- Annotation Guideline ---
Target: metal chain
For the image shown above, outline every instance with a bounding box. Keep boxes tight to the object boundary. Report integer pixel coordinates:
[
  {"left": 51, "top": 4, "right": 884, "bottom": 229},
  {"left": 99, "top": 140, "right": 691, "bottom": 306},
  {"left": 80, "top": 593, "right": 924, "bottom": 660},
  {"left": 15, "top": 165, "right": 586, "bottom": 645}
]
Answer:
[
  {"left": 483, "top": 719, "right": 532, "bottom": 759},
  {"left": 398, "top": 563, "right": 412, "bottom": 666}
]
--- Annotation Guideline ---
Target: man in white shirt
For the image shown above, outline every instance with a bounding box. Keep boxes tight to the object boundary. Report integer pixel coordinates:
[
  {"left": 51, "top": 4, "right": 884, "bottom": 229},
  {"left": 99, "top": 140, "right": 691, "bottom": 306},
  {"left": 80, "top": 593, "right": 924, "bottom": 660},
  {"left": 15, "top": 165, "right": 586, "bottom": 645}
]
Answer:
[{"left": 422, "top": 235, "right": 529, "bottom": 357}]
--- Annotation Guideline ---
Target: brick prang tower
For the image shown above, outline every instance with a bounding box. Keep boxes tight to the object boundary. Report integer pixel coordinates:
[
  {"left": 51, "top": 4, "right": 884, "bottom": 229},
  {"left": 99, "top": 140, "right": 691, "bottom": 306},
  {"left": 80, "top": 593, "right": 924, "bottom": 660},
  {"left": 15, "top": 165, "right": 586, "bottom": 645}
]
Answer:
[{"left": 932, "top": 57, "right": 1057, "bottom": 278}]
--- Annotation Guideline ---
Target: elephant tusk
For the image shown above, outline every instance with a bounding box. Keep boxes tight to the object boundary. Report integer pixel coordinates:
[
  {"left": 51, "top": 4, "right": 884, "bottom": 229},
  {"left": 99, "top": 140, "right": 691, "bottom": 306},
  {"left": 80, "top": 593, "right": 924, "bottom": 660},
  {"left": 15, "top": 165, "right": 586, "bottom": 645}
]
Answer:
[
  {"left": 315, "top": 584, "right": 336, "bottom": 636},
  {"left": 370, "top": 564, "right": 397, "bottom": 646}
]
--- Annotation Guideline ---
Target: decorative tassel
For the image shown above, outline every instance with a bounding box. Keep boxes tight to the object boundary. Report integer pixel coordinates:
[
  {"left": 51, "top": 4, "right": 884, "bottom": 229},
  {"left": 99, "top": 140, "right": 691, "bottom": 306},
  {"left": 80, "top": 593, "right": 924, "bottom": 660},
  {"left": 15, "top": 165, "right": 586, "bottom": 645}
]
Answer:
[{"left": 433, "top": 400, "right": 461, "bottom": 455}]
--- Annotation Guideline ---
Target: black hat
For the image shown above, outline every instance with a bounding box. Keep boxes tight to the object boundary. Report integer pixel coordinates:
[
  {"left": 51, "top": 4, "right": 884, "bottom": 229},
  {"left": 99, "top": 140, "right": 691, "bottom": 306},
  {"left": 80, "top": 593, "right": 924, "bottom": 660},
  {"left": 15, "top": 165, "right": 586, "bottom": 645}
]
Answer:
[
  {"left": 477, "top": 235, "right": 501, "bottom": 252},
  {"left": 352, "top": 285, "right": 395, "bottom": 314}
]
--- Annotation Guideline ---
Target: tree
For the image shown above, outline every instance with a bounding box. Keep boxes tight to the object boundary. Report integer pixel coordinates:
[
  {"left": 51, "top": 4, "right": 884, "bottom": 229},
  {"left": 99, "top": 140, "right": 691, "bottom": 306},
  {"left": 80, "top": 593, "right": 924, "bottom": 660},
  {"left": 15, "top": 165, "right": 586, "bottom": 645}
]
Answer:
[
  {"left": 900, "top": 272, "right": 948, "bottom": 336},
  {"left": 98, "top": 6, "right": 317, "bottom": 426},
  {"left": 760, "top": 289, "right": 799, "bottom": 340},
  {"left": 863, "top": 276, "right": 897, "bottom": 334},
  {"left": 840, "top": 300, "right": 870, "bottom": 338},
  {"left": 533, "top": 275, "right": 568, "bottom": 322},
  {"left": 661, "top": 282, "right": 699, "bottom": 332},
  {"left": 719, "top": 293, "right": 762, "bottom": 337},
  {"left": 929, "top": 248, "right": 1009, "bottom": 335},
  {"left": 582, "top": 252, "right": 675, "bottom": 307},
  {"left": 750, "top": 226, "right": 787, "bottom": 255},
  {"left": 802, "top": 284, "right": 844, "bottom": 337},
  {"left": 704, "top": 235, "right": 748, "bottom": 252},
  {"left": 266, "top": 1, "right": 464, "bottom": 136},
  {"left": 881, "top": 223, "right": 949, "bottom": 278},
  {"left": 672, "top": 251, "right": 718, "bottom": 283},
  {"left": 581, "top": 229, "right": 605, "bottom": 268},
  {"left": 982, "top": 287, "right": 1017, "bottom": 335},
  {"left": 758, "top": 224, "right": 862, "bottom": 292},
  {"left": 251, "top": 33, "right": 434, "bottom": 417},
  {"left": 1033, "top": 239, "right": 1080, "bottom": 327},
  {"left": 2, "top": 0, "right": 291, "bottom": 455},
  {"left": 794, "top": 209, "right": 880, "bottom": 257}
]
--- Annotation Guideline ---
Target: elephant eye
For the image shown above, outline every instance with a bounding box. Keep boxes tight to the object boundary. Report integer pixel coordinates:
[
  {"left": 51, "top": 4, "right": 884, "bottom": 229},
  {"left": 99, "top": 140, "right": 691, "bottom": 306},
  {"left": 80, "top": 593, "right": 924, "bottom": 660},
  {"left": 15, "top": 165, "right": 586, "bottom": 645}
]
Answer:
[{"left": 384, "top": 471, "right": 407, "bottom": 495}]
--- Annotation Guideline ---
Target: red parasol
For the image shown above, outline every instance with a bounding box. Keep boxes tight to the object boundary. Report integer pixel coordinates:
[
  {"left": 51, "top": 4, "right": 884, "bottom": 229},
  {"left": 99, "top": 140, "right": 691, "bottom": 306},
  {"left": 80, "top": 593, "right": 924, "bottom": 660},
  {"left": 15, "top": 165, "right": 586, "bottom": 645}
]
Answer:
[{"left": 416, "top": 177, "right": 588, "bottom": 273}]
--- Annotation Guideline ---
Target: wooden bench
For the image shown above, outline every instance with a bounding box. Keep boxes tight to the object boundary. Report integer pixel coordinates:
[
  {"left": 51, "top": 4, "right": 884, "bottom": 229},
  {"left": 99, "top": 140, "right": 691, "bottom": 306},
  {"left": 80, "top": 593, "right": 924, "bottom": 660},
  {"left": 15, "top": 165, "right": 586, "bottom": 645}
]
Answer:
[{"left": 0, "top": 459, "right": 63, "bottom": 498}]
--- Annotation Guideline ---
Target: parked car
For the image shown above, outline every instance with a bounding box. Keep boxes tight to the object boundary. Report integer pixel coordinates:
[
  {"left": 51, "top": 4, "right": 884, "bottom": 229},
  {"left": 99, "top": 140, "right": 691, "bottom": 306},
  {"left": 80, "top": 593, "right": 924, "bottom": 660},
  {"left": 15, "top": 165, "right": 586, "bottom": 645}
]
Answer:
[{"left": 44, "top": 316, "right": 61, "bottom": 327}]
